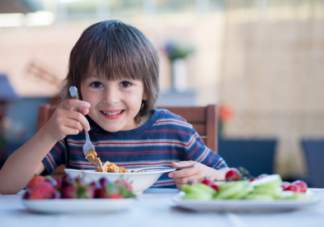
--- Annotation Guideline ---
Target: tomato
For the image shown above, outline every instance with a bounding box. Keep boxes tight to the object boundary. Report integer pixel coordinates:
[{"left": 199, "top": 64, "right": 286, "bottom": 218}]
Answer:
[
  {"left": 292, "top": 180, "right": 308, "bottom": 193},
  {"left": 225, "top": 168, "right": 241, "bottom": 181},
  {"left": 281, "top": 181, "right": 291, "bottom": 190},
  {"left": 210, "top": 184, "right": 219, "bottom": 192},
  {"left": 201, "top": 178, "right": 215, "bottom": 186},
  {"left": 285, "top": 184, "right": 301, "bottom": 192},
  {"left": 201, "top": 178, "right": 219, "bottom": 192}
]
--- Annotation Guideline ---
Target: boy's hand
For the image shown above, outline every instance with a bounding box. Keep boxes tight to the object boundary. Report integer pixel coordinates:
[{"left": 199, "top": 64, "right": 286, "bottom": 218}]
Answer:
[
  {"left": 42, "top": 99, "right": 91, "bottom": 142},
  {"left": 168, "top": 161, "right": 219, "bottom": 190}
]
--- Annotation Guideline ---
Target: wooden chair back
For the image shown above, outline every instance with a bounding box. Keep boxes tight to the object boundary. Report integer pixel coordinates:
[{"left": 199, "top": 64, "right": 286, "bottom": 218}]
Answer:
[{"left": 37, "top": 104, "right": 218, "bottom": 177}]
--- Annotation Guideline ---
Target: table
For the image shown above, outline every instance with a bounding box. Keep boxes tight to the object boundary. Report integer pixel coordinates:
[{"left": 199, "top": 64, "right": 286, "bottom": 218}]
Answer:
[{"left": 1, "top": 189, "right": 324, "bottom": 227}]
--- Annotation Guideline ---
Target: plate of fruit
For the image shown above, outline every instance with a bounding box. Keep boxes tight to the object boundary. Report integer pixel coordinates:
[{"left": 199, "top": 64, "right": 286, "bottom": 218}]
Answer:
[
  {"left": 173, "top": 168, "right": 321, "bottom": 212},
  {"left": 22, "top": 174, "right": 136, "bottom": 214}
]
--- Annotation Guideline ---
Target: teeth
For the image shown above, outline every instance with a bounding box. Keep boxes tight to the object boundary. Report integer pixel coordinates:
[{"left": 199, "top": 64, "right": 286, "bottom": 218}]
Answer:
[{"left": 102, "top": 110, "right": 123, "bottom": 116}]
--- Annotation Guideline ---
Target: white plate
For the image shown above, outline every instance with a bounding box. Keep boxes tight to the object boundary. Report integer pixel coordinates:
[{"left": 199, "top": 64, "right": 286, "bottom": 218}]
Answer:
[
  {"left": 173, "top": 192, "right": 321, "bottom": 213},
  {"left": 22, "top": 198, "right": 136, "bottom": 214},
  {"left": 65, "top": 168, "right": 175, "bottom": 194}
]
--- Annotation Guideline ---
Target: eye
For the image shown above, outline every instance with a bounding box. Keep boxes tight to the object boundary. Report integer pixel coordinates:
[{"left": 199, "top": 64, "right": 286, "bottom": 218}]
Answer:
[
  {"left": 120, "top": 81, "right": 131, "bottom": 88},
  {"left": 90, "top": 81, "right": 103, "bottom": 88}
]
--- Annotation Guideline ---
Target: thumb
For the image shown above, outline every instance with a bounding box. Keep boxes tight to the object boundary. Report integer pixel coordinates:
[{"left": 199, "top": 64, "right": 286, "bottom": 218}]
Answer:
[{"left": 171, "top": 161, "right": 196, "bottom": 168}]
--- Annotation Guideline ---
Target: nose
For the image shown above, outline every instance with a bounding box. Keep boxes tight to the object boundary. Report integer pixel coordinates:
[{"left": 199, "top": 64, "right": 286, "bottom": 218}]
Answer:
[{"left": 102, "top": 87, "right": 120, "bottom": 105}]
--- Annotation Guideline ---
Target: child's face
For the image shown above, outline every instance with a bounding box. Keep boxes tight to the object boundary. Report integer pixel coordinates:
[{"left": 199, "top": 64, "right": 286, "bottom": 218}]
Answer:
[{"left": 80, "top": 76, "right": 147, "bottom": 132}]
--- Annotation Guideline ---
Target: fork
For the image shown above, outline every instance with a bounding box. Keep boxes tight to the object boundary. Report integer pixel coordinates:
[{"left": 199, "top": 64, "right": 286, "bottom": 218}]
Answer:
[
  {"left": 69, "top": 86, "right": 101, "bottom": 168},
  {"left": 135, "top": 164, "right": 195, "bottom": 172}
]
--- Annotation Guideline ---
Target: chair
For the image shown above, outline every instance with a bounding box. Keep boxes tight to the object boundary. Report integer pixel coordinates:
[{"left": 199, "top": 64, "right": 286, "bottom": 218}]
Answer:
[
  {"left": 218, "top": 138, "right": 277, "bottom": 177},
  {"left": 37, "top": 104, "right": 218, "bottom": 176},
  {"left": 301, "top": 139, "right": 324, "bottom": 188}
]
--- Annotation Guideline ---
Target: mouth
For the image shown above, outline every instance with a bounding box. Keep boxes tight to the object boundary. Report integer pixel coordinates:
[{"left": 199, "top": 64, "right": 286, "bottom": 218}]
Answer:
[{"left": 100, "top": 110, "right": 124, "bottom": 119}]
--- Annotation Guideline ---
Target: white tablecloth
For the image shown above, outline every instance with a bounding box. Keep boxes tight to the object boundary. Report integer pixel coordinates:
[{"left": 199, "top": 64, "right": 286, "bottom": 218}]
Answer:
[{"left": 1, "top": 189, "right": 324, "bottom": 227}]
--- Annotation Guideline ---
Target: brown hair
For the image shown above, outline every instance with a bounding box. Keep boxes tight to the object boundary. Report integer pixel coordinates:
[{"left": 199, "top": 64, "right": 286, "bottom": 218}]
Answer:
[{"left": 60, "top": 20, "right": 159, "bottom": 121}]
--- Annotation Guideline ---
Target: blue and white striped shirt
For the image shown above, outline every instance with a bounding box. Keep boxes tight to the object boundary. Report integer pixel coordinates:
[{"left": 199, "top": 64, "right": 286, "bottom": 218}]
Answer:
[{"left": 42, "top": 108, "right": 227, "bottom": 188}]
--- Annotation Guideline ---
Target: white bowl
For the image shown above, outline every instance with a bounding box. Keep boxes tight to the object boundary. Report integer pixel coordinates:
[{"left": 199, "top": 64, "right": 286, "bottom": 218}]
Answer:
[{"left": 64, "top": 168, "right": 175, "bottom": 194}]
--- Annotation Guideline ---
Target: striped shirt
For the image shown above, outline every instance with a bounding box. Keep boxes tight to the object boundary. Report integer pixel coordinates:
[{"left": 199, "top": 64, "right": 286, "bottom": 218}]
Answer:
[{"left": 42, "top": 108, "right": 227, "bottom": 188}]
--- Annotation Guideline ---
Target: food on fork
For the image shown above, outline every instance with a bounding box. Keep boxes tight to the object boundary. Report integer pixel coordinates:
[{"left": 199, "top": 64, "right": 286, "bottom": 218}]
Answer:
[{"left": 85, "top": 149, "right": 129, "bottom": 173}]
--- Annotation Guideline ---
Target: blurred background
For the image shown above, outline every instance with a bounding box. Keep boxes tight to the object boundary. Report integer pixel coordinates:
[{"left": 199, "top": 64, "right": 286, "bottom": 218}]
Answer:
[{"left": 0, "top": 0, "right": 324, "bottom": 185}]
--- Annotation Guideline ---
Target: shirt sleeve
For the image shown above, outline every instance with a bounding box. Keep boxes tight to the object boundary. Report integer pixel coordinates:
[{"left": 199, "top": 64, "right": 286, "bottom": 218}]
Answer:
[
  {"left": 42, "top": 139, "right": 67, "bottom": 174},
  {"left": 184, "top": 130, "right": 228, "bottom": 169}
]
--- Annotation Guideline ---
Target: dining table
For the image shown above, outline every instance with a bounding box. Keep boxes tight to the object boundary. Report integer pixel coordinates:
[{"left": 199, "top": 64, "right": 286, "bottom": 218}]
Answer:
[{"left": 1, "top": 188, "right": 324, "bottom": 227}]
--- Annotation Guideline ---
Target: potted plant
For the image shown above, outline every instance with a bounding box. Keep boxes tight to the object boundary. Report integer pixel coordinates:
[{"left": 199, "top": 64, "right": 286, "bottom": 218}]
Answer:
[{"left": 163, "top": 41, "right": 194, "bottom": 92}]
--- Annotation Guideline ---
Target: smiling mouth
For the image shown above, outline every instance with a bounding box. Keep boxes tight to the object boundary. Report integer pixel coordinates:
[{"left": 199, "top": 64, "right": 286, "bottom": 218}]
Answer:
[{"left": 100, "top": 110, "right": 124, "bottom": 116}]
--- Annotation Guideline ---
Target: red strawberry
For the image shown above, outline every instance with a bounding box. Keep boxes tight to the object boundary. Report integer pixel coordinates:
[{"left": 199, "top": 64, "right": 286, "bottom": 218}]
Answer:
[
  {"left": 61, "top": 185, "right": 78, "bottom": 199},
  {"left": 29, "top": 182, "right": 56, "bottom": 200},
  {"left": 26, "top": 175, "right": 46, "bottom": 190},
  {"left": 116, "top": 179, "right": 133, "bottom": 192},
  {"left": 61, "top": 174, "right": 73, "bottom": 189},
  {"left": 99, "top": 178, "right": 109, "bottom": 187},
  {"left": 23, "top": 189, "right": 32, "bottom": 199},
  {"left": 90, "top": 181, "right": 101, "bottom": 198}
]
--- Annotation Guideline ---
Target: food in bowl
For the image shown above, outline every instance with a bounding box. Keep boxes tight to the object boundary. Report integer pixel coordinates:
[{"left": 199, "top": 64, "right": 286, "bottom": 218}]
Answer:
[
  {"left": 64, "top": 167, "right": 174, "bottom": 194},
  {"left": 86, "top": 149, "right": 129, "bottom": 173}
]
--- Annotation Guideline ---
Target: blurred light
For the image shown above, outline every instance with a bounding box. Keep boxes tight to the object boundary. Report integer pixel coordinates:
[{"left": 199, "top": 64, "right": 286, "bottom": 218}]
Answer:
[
  {"left": 26, "top": 11, "right": 55, "bottom": 26},
  {"left": 0, "top": 13, "right": 24, "bottom": 27},
  {"left": 0, "top": 11, "right": 55, "bottom": 27}
]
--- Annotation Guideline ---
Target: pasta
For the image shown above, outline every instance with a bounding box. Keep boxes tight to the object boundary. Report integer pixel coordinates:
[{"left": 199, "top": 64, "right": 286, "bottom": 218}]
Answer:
[{"left": 85, "top": 149, "right": 129, "bottom": 173}]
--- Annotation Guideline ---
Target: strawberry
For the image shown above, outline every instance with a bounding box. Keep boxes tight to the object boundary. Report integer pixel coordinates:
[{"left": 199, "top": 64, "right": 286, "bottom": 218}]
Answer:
[
  {"left": 61, "top": 174, "right": 74, "bottom": 190},
  {"left": 28, "top": 182, "right": 56, "bottom": 200},
  {"left": 116, "top": 179, "right": 133, "bottom": 192},
  {"left": 99, "top": 177, "right": 109, "bottom": 186},
  {"left": 26, "top": 175, "right": 46, "bottom": 190},
  {"left": 61, "top": 182, "right": 95, "bottom": 199},
  {"left": 90, "top": 181, "right": 101, "bottom": 198},
  {"left": 99, "top": 181, "right": 135, "bottom": 199},
  {"left": 61, "top": 185, "right": 78, "bottom": 199},
  {"left": 23, "top": 189, "right": 32, "bottom": 199}
]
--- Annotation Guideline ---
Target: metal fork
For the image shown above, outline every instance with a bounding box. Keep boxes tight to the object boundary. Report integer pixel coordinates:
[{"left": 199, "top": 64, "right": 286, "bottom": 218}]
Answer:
[
  {"left": 69, "top": 86, "right": 101, "bottom": 168},
  {"left": 135, "top": 164, "right": 195, "bottom": 172}
]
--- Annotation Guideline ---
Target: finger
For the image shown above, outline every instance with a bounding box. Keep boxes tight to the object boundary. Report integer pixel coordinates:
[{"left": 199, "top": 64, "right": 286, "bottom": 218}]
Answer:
[
  {"left": 175, "top": 183, "right": 183, "bottom": 190},
  {"left": 61, "top": 99, "right": 90, "bottom": 110},
  {"left": 62, "top": 118, "right": 84, "bottom": 132},
  {"left": 171, "top": 161, "right": 197, "bottom": 168},
  {"left": 62, "top": 125, "right": 81, "bottom": 135},
  {"left": 173, "top": 176, "right": 195, "bottom": 185},
  {"left": 168, "top": 166, "right": 197, "bottom": 178},
  {"left": 80, "top": 108, "right": 89, "bottom": 115},
  {"left": 66, "top": 110, "right": 90, "bottom": 131}
]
